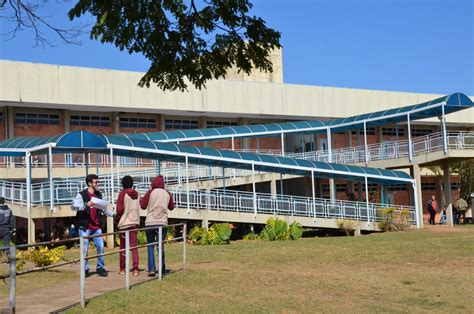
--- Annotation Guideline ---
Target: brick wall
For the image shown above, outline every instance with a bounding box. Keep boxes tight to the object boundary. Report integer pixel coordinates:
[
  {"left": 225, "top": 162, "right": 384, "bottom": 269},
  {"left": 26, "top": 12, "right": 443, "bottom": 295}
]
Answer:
[{"left": 14, "top": 111, "right": 64, "bottom": 137}]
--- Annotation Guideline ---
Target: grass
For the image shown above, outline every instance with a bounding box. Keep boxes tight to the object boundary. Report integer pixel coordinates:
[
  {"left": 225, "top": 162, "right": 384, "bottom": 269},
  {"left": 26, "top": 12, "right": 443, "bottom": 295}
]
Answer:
[{"left": 58, "top": 225, "right": 474, "bottom": 313}]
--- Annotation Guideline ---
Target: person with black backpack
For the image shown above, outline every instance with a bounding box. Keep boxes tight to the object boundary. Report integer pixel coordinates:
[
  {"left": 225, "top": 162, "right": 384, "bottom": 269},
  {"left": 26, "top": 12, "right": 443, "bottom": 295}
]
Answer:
[
  {"left": 0, "top": 197, "right": 15, "bottom": 258},
  {"left": 71, "top": 174, "right": 114, "bottom": 277}
]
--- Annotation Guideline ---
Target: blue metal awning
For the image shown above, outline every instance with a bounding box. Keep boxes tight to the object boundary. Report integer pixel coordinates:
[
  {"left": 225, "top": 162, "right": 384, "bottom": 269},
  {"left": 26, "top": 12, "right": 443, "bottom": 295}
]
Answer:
[
  {"left": 124, "top": 93, "right": 473, "bottom": 142},
  {"left": 0, "top": 130, "right": 413, "bottom": 184}
]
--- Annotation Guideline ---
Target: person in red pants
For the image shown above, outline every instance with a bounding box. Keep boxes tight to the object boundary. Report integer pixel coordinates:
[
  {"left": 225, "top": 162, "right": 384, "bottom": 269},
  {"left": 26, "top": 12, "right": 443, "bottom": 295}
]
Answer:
[{"left": 115, "top": 175, "right": 141, "bottom": 276}]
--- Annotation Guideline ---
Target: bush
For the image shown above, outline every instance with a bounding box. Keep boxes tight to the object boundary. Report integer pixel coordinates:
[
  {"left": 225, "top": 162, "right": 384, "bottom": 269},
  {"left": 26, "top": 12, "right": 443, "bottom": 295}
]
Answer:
[
  {"left": 25, "top": 246, "right": 66, "bottom": 267},
  {"left": 243, "top": 231, "right": 258, "bottom": 241},
  {"left": 288, "top": 221, "right": 303, "bottom": 240},
  {"left": 259, "top": 218, "right": 303, "bottom": 241},
  {"left": 188, "top": 223, "right": 232, "bottom": 245},
  {"left": 377, "top": 208, "right": 411, "bottom": 232},
  {"left": 336, "top": 219, "right": 356, "bottom": 236}
]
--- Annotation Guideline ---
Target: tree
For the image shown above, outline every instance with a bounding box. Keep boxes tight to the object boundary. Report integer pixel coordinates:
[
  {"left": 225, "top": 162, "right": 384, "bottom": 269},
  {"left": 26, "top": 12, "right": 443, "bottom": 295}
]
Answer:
[{"left": 1, "top": 0, "right": 281, "bottom": 92}]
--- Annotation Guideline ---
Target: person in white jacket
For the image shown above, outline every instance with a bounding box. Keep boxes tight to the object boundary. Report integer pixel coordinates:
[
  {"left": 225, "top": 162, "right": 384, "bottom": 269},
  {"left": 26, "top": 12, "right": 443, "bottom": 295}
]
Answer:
[{"left": 71, "top": 174, "right": 114, "bottom": 277}]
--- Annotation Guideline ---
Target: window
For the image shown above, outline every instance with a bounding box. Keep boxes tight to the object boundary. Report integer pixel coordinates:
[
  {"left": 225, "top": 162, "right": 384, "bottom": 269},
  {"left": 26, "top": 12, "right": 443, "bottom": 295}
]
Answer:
[
  {"left": 411, "top": 128, "right": 432, "bottom": 137},
  {"left": 15, "top": 112, "right": 59, "bottom": 125},
  {"left": 71, "top": 115, "right": 110, "bottom": 126},
  {"left": 321, "top": 184, "right": 330, "bottom": 194},
  {"left": 120, "top": 117, "right": 156, "bottom": 129},
  {"left": 354, "top": 183, "right": 377, "bottom": 192},
  {"left": 382, "top": 128, "right": 405, "bottom": 137},
  {"left": 387, "top": 184, "right": 408, "bottom": 191},
  {"left": 351, "top": 127, "right": 376, "bottom": 135},
  {"left": 207, "top": 121, "right": 238, "bottom": 128},
  {"left": 321, "top": 184, "right": 348, "bottom": 193},
  {"left": 421, "top": 183, "right": 436, "bottom": 190},
  {"left": 336, "top": 184, "right": 347, "bottom": 192},
  {"left": 165, "top": 119, "right": 198, "bottom": 130},
  {"left": 0, "top": 112, "right": 3, "bottom": 123},
  {"left": 441, "top": 182, "right": 460, "bottom": 190}
]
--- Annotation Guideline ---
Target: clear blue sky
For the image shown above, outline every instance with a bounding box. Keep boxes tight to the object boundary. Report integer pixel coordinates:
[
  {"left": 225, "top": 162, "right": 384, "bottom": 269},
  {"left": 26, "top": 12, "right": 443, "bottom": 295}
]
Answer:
[{"left": 0, "top": 0, "right": 472, "bottom": 95}]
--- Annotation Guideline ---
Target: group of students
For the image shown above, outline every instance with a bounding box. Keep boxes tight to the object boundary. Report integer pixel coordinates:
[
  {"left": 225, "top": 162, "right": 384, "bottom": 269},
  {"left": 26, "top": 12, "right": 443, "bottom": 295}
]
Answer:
[
  {"left": 71, "top": 173, "right": 175, "bottom": 277},
  {"left": 427, "top": 195, "right": 472, "bottom": 225}
]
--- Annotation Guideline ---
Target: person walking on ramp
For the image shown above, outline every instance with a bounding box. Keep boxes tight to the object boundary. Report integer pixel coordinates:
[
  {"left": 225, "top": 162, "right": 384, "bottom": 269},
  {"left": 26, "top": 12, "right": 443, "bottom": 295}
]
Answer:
[{"left": 140, "top": 175, "right": 174, "bottom": 277}]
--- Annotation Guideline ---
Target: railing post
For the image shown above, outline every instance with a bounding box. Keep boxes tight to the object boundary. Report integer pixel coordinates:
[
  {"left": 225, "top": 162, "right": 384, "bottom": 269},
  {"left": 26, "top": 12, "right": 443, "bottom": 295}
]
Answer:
[
  {"left": 158, "top": 226, "right": 163, "bottom": 281},
  {"left": 182, "top": 223, "right": 187, "bottom": 271},
  {"left": 125, "top": 230, "right": 130, "bottom": 290},
  {"left": 365, "top": 176, "right": 370, "bottom": 223},
  {"left": 441, "top": 102, "right": 448, "bottom": 154},
  {"left": 407, "top": 113, "right": 413, "bottom": 162},
  {"left": 185, "top": 154, "right": 190, "bottom": 214},
  {"left": 252, "top": 161, "right": 257, "bottom": 218},
  {"left": 9, "top": 244, "right": 16, "bottom": 314},
  {"left": 79, "top": 235, "right": 85, "bottom": 309}
]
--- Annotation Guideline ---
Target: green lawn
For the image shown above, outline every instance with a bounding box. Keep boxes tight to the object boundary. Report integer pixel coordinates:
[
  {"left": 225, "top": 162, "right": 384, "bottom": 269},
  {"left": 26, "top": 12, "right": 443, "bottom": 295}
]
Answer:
[{"left": 63, "top": 225, "right": 474, "bottom": 313}]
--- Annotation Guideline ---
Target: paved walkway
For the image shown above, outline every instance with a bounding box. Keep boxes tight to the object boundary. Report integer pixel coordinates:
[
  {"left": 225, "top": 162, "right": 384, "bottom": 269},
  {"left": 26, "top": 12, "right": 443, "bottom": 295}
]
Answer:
[{"left": 0, "top": 268, "right": 160, "bottom": 313}]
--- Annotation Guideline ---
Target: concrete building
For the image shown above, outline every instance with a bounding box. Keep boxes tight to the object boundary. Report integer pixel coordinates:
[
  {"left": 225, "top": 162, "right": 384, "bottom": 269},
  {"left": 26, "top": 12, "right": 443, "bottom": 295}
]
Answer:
[{"left": 0, "top": 56, "right": 473, "bottom": 242}]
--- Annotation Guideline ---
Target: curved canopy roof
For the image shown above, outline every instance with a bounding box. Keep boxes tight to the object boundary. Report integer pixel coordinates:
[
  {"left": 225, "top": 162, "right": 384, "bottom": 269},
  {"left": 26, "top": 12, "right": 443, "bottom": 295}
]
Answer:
[
  {"left": 124, "top": 93, "right": 473, "bottom": 142},
  {"left": 0, "top": 130, "right": 412, "bottom": 184}
]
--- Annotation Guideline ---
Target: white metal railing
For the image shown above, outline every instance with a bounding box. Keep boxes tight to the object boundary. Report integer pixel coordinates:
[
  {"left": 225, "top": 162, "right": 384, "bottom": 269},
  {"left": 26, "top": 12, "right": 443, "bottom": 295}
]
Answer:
[
  {"left": 287, "top": 131, "right": 474, "bottom": 164},
  {"left": 0, "top": 177, "right": 415, "bottom": 224},
  {"left": 0, "top": 132, "right": 471, "bottom": 169}
]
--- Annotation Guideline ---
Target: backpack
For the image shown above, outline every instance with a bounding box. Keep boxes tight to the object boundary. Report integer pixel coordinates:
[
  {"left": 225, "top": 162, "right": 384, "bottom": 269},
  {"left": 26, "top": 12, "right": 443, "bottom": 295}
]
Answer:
[{"left": 118, "top": 194, "right": 140, "bottom": 229}]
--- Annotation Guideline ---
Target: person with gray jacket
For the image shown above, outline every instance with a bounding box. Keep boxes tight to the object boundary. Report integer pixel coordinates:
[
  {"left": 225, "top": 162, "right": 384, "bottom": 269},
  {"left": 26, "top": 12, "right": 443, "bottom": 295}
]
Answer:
[
  {"left": 0, "top": 197, "right": 15, "bottom": 257},
  {"left": 140, "top": 175, "right": 174, "bottom": 276}
]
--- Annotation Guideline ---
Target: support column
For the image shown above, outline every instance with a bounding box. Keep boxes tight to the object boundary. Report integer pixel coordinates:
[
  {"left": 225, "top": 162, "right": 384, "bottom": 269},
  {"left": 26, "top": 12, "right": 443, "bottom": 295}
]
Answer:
[
  {"left": 442, "top": 162, "right": 453, "bottom": 227},
  {"left": 363, "top": 121, "right": 368, "bottom": 166},
  {"left": 26, "top": 152, "right": 34, "bottom": 244},
  {"left": 280, "top": 132, "right": 285, "bottom": 156},
  {"left": 202, "top": 189, "right": 210, "bottom": 229},
  {"left": 107, "top": 147, "right": 115, "bottom": 247},
  {"left": 327, "top": 128, "right": 336, "bottom": 204},
  {"left": 48, "top": 144, "right": 54, "bottom": 212},
  {"left": 441, "top": 103, "right": 448, "bottom": 154},
  {"left": 64, "top": 109, "right": 71, "bottom": 133},
  {"left": 112, "top": 112, "right": 120, "bottom": 134},
  {"left": 411, "top": 164, "right": 424, "bottom": 228},
  {"left": 380, "top": 184, "right": 386, "bottom": 205},
  {"left": 407, "top": 113, "right": 413, "bottom": 162},
  {"left": 252, "top": 161, "right": 257, "bottom": 218},
  {"left": 270, "top": 179, "right": 277, "bottom": 198}
]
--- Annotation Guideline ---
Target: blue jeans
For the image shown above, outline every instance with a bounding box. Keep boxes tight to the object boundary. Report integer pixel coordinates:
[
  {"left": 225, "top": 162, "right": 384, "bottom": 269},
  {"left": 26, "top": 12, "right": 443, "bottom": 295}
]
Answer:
[
  {"left": 79, "top": 228, "right": 105, "bottom": 272},
  {"left": 146, "top": 226, "right": 167, "bottom": 273}
]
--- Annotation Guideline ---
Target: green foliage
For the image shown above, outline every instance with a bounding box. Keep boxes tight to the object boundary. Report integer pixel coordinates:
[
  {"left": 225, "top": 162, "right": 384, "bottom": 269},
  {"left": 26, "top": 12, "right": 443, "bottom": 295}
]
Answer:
[
  {"left": 21, "top": 246, "right": 66, "bottom": 268},
  {"left": 259, "top": 218, "right": 288, "bottom": 241},
  {"left": 377, "top": 208, "right": 411, "bottom": 232},
  {"left": 288, "top": 221, "right": 304, "bottom": 240},
  {"left": 243, "top": 231, "right": 258, "bottom": 241},
  {"left": 259, "top": 218, "right": 303, "bottom": 241},
  {"left": 188, "top": 223, "right": 232, "bottom": 245},
  {"left": 68, "top": 0, "right": 281, "bottom": 91},
  {"left": 336, "top": 219, "right": 356, "bottom": 236}
]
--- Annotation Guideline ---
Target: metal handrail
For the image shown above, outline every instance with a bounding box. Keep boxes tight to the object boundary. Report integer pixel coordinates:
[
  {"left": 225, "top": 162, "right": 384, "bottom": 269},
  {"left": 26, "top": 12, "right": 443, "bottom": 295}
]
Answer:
[{"left": 2, "top": 223, "right": 187, "bottom": 312}]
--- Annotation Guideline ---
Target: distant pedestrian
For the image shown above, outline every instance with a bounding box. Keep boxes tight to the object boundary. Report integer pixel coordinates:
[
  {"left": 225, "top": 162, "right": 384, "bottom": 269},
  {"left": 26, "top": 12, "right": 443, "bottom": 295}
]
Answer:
[
  {"left": 455, "top": 197, "right": 468, "bottom": 224},
  {"left": 0, "top": 197, "right": 15, "bottom": 257},
  {"left": 427, "top": 195, "right": 438, "bottom": 225}
]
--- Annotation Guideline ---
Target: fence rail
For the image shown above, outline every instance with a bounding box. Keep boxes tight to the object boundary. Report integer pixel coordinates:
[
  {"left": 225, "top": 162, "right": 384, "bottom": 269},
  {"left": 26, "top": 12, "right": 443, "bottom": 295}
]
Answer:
[{"left": 0, "top": 223, "right": 187, "bottom": 312}]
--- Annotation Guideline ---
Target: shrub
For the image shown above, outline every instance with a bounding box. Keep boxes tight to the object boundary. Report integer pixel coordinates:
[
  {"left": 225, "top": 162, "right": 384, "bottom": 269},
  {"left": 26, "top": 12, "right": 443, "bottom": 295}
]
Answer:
[
  {"left": 377, "top": 207, "right": 411, "bottom": 232},
  {"left": 243, "top": 231, "right": 258, "bottom": 241},
  {"left": 259, "top": 218, "right": 303, "bottom": 241},
  {"left": 188, "top": 223, "right": 232, "bottom": 245},
  {"left": 25, "top": 246, "right": 66, "bottom": 267},
  {"left": 288, "top": 221, "right": 303, "bottom": 240},
  {"left": 336, "top": 219, "right": 356, "bottom": 236}
]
